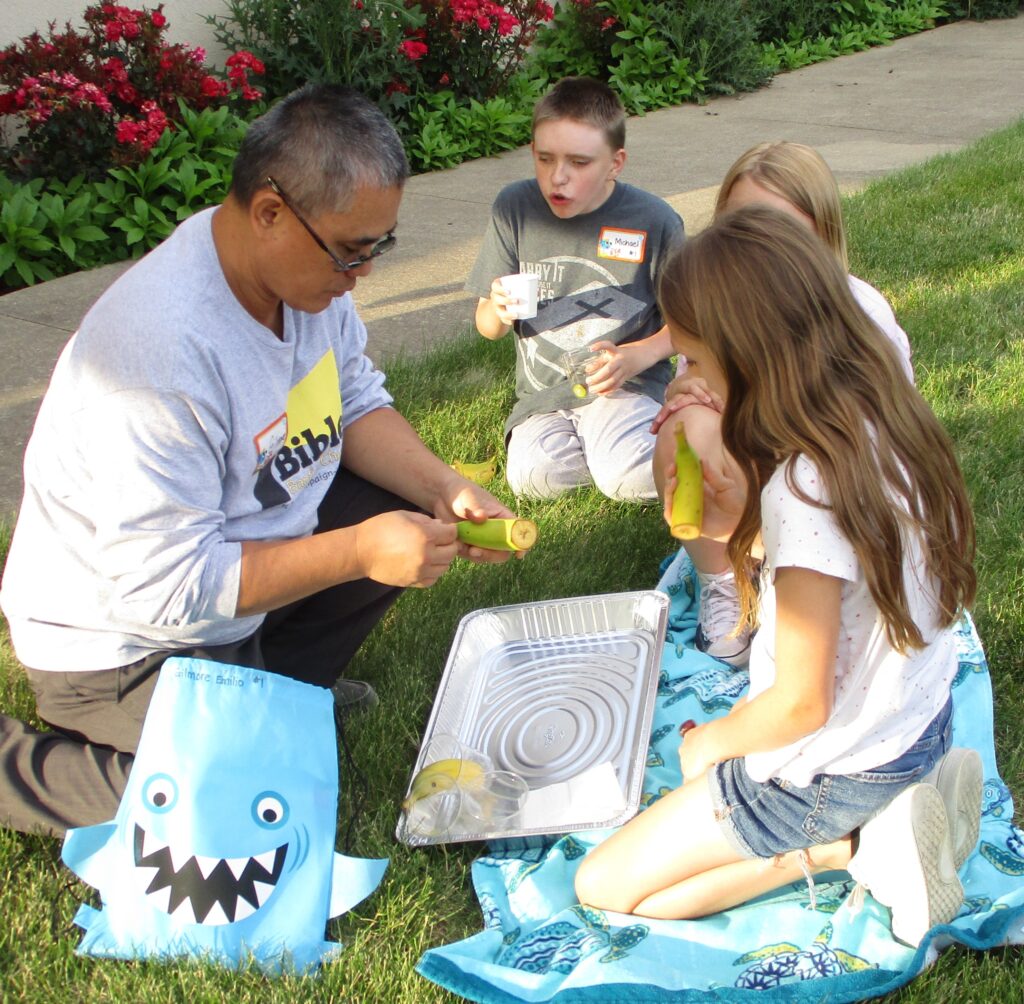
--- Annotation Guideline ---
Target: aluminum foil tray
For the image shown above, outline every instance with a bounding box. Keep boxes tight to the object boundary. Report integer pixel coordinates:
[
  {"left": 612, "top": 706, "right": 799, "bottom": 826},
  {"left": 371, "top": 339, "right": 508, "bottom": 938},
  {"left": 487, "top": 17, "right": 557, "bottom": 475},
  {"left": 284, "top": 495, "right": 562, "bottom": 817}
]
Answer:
[{"left": 397, "top": 590, "right": 669, "bottom": 846}]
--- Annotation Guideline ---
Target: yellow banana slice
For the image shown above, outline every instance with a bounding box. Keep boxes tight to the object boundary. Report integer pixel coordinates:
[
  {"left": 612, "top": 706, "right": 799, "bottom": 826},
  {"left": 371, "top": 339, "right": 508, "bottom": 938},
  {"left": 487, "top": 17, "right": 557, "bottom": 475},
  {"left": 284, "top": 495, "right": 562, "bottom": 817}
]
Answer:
[{"left": 402, "top": 758, "right": 486, "bottom": 812}]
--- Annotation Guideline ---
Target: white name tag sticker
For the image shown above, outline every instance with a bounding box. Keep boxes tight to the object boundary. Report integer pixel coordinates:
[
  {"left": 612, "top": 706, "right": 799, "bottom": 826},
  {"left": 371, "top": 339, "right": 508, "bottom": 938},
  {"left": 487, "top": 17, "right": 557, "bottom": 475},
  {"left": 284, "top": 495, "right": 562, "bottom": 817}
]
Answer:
[{"left": 598, "top": 227, "right": 647, "bottom": 263}]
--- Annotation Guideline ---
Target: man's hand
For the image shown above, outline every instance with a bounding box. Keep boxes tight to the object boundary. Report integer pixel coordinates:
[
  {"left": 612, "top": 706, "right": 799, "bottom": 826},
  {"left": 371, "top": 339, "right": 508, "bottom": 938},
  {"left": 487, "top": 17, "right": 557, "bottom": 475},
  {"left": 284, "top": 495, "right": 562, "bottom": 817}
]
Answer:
[
  {"left": 352, "top": 511, "right": 460, "bottom": 587},
  {"left": 433, "top": 474, "right": 521, "bottom": 564}
]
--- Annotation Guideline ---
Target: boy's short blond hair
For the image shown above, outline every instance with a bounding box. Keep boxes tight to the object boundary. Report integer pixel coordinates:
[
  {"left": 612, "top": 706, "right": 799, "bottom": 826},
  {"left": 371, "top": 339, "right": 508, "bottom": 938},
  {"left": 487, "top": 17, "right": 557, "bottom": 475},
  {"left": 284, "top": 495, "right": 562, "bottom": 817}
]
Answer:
[{"left": 532, "top": 77, "right": 626, "bottom": 151}]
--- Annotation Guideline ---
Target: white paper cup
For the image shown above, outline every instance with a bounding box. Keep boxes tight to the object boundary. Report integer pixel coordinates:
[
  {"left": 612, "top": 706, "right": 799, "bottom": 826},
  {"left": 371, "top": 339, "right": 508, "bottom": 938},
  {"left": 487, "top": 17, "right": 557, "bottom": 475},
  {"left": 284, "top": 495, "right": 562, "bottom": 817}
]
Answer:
[{"left": 500, "top": 272, "right": 539, "bottom": 319}]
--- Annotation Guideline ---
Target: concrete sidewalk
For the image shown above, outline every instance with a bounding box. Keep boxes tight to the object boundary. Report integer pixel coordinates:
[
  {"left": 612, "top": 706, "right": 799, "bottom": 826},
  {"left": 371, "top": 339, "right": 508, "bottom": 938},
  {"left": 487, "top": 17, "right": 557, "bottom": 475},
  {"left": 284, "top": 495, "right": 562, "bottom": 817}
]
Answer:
[{"left": 1, "top": 16, "right": 1023, "bottom": 518}]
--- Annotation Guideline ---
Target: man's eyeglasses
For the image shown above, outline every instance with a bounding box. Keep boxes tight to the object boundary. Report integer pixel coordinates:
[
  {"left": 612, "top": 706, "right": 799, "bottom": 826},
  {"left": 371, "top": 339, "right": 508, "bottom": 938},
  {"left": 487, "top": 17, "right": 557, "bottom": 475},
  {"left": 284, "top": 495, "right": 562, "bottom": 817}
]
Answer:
[{"left": 266, "top": 176, "right": 396, "bottom": 272}]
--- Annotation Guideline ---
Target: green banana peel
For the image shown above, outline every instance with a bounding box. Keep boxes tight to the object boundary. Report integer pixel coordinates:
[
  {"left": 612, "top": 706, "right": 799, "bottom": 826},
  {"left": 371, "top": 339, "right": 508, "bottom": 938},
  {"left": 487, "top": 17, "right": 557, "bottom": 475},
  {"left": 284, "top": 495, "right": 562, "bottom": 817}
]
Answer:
[
  {"left": 457, "top": 518, "right": 537, "bottom": 551},
  {"left": 670, "top": 424, "right": 703, "bottom": 541}
]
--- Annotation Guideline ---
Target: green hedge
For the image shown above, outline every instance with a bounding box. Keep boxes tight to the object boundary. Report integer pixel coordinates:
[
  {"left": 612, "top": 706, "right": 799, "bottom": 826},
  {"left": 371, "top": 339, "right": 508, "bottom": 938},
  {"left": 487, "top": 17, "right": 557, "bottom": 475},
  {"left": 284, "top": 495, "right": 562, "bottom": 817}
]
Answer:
[{"left": 1, "top": 0, "right": 1016, "bottom": 293}]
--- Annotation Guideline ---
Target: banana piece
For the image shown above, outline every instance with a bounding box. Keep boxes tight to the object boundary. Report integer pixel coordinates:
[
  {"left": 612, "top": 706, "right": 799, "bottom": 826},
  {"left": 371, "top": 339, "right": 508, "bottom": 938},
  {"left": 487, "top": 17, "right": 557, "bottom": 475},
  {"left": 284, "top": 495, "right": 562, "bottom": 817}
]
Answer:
[
  {"left": 402, "top": 758, "right": 485, "bottom": 812},
  {"left": 457, "top": 518, "right": 538, "bottom": 551},
  {"left": 451, "top": 457, "right": 497, "bottom": 485},
  {"left": 670, "top": 424, "right": 703, "bottom": 540}
]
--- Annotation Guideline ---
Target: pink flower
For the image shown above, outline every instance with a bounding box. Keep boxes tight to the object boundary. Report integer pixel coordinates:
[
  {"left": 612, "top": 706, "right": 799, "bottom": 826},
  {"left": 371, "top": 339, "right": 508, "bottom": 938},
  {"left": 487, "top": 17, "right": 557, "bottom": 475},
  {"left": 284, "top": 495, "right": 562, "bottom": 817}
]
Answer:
[{"left": 398, "top": 39, "right": 428, "bottom": 61}]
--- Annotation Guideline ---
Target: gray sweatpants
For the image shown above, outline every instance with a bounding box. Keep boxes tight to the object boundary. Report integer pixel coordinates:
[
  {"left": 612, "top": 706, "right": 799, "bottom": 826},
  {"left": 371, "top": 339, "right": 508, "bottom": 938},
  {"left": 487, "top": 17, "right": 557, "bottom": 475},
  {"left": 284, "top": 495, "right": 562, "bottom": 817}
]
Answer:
[{"left": 506, "top": 390, "right": 660, "bottom": 501}]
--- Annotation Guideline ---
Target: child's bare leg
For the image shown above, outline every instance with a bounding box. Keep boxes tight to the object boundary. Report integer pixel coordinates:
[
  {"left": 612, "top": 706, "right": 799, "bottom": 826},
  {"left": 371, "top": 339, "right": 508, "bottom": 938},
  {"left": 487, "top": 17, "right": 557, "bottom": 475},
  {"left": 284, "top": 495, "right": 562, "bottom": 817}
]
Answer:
[
  {"left": 632, "top": 839, "right": 853, "bottom": 920},
  {"left": 575, "top": 769, "right": 853, "bottom": 920}
]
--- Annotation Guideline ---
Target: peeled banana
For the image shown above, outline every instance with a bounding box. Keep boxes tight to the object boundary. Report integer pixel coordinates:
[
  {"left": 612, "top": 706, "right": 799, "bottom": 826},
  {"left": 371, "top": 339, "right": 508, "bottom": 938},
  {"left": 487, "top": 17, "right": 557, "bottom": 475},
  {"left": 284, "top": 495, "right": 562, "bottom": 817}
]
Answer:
[
  {"left": 451, "top": 457, "right": 498, "bottom": 485},
  {"left": 670, "top": 424, "right": 703, "bottom": 540},
  {"left": 456, "top": 518, "right": 538, "bottom": 551},
  {"left": 402, "top": 758, "right": 485, "bottom": 812}
]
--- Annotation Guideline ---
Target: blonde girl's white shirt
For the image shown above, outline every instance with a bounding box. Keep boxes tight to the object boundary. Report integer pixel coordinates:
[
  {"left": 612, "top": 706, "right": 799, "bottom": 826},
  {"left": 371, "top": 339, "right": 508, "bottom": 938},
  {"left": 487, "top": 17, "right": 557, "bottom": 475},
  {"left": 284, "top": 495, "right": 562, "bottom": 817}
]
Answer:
[{"left": 743, "top": 454, "right": 958, "bottom": 787}]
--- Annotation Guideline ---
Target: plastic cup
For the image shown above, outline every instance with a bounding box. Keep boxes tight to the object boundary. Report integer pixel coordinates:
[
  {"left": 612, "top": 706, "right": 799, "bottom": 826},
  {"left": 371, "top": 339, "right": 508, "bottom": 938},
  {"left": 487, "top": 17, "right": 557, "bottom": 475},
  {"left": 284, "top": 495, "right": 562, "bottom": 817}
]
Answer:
[
  {"left": 500, "top": 272, "right": 539, "bottom": 319},
  {"left": 560, "top": 346, "right": 600, "bottom": 399}
]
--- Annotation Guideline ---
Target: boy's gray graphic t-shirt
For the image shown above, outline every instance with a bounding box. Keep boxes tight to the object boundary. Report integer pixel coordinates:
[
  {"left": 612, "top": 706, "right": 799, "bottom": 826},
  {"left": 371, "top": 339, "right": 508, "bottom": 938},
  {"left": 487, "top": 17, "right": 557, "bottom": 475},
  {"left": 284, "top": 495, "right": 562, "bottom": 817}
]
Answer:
[
  {"left": 466, "top": 180, "right": 684, "bottom": 435},
  {"left": 0, "top": 207, "right": 392, "bottom": 671}
]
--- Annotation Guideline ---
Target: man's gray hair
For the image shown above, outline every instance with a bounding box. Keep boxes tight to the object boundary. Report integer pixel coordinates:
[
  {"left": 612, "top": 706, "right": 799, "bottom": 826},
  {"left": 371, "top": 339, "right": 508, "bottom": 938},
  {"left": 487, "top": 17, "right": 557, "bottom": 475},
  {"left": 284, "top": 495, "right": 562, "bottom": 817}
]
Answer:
[{"left": 231, "top": 83, "right": 409, "bottom": 214}]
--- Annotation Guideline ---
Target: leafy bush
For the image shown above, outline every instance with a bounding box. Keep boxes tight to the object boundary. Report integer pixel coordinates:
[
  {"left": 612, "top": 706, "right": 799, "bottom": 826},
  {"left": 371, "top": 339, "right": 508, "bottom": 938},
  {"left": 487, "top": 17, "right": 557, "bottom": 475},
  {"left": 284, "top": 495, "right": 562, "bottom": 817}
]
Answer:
[
  {"left": 943, "top": 0, "right": 1020, "bottom": 16},
  {"left": 646, "top": 0, "right": 772, "bottom": 96},
  {"left": 527, "top": 0, "right": 620, "bottom": 83},
  {"left": 406, "top": 74, "right": 540, "bottom": 171},
  {"left": 762, "top": 0, "right": 947, "bottom": 73},
  {"left": 401, "top": 0, "right": 555, "bottom": 103},
  {"left": 205, "top": 0, "right": 422, "bottom": 119},
  {"left": 0, "top": 102, "right": 245, "bottom": 292},
  {"left": 0, "top": 3, "right": 264, "bottom": 182},
  {"left": 207, "top": 0, "right": 554, "bottom": 121}
]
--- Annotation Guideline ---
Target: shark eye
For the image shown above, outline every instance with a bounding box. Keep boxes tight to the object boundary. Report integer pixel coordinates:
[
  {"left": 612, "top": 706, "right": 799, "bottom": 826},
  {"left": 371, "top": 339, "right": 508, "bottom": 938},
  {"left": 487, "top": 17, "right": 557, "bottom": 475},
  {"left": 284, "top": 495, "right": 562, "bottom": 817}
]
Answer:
[
  {"left": 252, "top": 792, "right": 289, "bottom": 829},
  {"left": 142, "top": 773, "right": 178, "bottom": 814}
]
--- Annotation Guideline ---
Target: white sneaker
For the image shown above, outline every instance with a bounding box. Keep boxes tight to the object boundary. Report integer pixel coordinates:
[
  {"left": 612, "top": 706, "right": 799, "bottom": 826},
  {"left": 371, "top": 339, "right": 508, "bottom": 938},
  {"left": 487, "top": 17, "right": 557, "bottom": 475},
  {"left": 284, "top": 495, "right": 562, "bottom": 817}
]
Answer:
[
  {"left": 695, "top": 570, "right": 751, "bottom": 668},
  {"left": 923, "top": 747, "right": 983, "bottom": 871},
  {"left": 848, "top": 783, "right": 963, "bottom": 947}
]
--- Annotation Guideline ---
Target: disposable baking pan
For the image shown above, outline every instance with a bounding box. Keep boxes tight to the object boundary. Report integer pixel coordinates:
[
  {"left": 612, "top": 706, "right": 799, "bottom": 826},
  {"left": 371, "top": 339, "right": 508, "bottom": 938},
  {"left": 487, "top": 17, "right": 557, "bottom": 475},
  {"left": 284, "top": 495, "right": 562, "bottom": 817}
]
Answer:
[{"left": 396, "top": 590, "right": 669, "bottom": 846}]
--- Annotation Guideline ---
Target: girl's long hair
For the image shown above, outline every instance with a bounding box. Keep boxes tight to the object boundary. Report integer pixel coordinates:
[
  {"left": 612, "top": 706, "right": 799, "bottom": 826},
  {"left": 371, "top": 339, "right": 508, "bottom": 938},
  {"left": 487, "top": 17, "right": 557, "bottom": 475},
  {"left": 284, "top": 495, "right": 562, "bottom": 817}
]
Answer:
[
  {"left": 659, "top": 205, "right": 975, "bottom": 650},
  {"left": 716, "top": 141, "right": 848, "bottom": 270}
]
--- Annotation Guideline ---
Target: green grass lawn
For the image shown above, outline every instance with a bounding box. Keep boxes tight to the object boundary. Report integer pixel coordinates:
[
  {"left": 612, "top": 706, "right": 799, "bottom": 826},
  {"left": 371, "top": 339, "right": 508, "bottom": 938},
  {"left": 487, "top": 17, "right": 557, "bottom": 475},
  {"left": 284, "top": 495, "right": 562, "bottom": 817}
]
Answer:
[{"left": 1, "top": 119, "right": 1023, "bottom": 1001}]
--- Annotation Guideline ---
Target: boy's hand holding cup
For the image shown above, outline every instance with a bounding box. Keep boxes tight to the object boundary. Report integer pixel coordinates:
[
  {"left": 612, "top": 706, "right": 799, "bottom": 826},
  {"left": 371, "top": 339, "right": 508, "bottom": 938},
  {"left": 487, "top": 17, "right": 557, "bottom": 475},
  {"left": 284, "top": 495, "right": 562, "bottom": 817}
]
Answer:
[{"left": 495, "top": 272, "right": 539, "bottom": 322}]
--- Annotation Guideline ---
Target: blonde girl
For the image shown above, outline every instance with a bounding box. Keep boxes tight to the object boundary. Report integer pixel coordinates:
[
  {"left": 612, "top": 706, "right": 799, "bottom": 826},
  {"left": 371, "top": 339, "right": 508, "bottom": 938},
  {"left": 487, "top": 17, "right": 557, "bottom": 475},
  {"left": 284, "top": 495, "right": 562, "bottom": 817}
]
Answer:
[
  {"left": 652, "top": 141, "right": 911, "bottom": 665},
  {"left": 576, "top": 205, "right": 979, "bottom": 947}
]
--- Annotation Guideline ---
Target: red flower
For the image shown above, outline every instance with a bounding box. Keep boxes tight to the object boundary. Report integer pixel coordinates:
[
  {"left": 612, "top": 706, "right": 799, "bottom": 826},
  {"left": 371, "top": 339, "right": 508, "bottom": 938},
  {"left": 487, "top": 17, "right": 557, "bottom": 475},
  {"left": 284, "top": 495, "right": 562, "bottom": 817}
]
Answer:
[
  {"left": 398, "top": 39, "right": 428, "bottom": 61},
  {"left": 200, "top": 74, "right": 227, "bottom": 97},
  {"left": 385, "top": 80, "right": 410, "bottom": 95},
  {"left": 104, "top": 21, "right": 123, "bottom": 42},
  {"left": 600, "top": 16, "right": 617, "bottom": 30},
  {"left": 123, "top": 20, "right": 141, "bottom": 39},
  {"left": 151, "top": 10, "right": 167, "bottom": 28},
  {"left": 241, "top": 85, "right": 261, "bottom": 101}
]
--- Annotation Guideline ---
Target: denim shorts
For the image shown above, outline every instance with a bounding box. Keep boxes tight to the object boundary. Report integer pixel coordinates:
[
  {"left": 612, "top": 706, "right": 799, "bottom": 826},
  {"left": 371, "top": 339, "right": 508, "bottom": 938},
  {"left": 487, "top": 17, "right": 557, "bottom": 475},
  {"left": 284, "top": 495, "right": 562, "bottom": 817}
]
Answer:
[{"left": 708, "top": 698, "right": 953, "bottom": 859}]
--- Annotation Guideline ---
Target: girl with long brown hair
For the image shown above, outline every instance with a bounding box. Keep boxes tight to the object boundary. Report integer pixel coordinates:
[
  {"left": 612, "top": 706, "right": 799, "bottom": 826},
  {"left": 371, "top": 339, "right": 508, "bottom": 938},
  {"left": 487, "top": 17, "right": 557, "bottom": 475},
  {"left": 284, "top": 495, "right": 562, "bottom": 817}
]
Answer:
[{"left": 575, "top": 205, "right": 980, "bottom": 948}]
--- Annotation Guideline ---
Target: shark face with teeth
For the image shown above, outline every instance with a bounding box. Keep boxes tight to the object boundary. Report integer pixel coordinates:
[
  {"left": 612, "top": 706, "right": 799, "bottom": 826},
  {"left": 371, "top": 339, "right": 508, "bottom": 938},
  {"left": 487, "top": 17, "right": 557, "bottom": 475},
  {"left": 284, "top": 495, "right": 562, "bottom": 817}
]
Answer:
[
  {"left": 61, "top": 658, "right": 389, "bottom": 975},
  {"left": 133, "top": 823, "right": 287, "bottom": 926}
]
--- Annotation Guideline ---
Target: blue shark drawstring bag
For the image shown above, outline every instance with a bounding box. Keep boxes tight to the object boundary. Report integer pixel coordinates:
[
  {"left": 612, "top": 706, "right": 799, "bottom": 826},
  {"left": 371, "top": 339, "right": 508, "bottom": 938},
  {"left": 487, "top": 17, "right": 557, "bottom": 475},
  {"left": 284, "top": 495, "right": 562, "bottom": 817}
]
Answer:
[{"left": 61, "top": 657, "right": 388, "bottom": 975}]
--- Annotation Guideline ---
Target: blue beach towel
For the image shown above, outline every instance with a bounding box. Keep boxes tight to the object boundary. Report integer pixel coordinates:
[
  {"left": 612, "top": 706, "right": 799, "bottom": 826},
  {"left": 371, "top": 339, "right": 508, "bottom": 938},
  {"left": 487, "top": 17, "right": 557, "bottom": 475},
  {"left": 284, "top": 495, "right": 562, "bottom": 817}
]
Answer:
[{"left": 417, "top": 552, "right": 1024, "bottom": 1002}]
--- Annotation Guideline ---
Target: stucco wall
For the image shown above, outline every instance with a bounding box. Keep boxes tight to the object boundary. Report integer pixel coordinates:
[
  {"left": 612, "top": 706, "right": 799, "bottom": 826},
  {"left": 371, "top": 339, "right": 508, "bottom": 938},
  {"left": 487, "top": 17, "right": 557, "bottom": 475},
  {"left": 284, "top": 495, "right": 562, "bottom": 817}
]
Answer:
[{"left": 3, "top": 0, "right": 230, "bottom": 65}]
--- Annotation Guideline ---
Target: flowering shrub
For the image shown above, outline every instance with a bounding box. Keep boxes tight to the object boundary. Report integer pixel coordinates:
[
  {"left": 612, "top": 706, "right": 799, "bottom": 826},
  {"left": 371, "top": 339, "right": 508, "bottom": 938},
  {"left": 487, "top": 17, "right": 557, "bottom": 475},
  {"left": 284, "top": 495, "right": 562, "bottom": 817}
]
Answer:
[
  {"left": 206, "top": 0, "right": 422, "bottom": 120},
  {"left": 400, "top": 0, "right": 555, "bottom": 102},
  {"left": 528, "top": 0, "right": 620, "bottom": 84},
  {"left": 0, "top": 4, "right": 264, "bottom": 181}
]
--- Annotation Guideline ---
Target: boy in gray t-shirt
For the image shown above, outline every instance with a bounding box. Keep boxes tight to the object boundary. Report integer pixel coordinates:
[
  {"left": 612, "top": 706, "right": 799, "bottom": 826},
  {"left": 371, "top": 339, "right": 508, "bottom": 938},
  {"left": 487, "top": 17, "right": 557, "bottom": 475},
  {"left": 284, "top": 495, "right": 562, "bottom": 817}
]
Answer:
[{"left": 467, "top": 77, "right": 684, "bottom": 501}]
